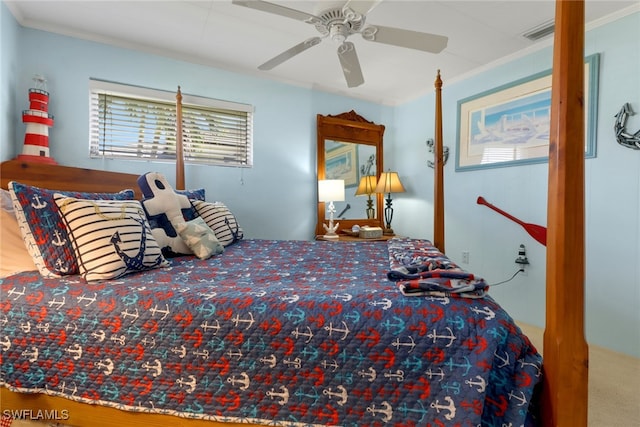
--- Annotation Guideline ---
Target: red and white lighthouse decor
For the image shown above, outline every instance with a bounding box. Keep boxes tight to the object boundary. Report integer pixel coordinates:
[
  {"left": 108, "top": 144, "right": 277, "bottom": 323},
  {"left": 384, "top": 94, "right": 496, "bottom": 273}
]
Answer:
[{"left": 17, "top": 75, "right": 56, "bottom": 164}]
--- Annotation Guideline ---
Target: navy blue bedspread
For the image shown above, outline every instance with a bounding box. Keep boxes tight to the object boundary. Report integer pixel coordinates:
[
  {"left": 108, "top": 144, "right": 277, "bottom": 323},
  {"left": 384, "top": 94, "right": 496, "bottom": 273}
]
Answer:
[{"left": 1, "top": 238, "right": 542, "bottom": 426}]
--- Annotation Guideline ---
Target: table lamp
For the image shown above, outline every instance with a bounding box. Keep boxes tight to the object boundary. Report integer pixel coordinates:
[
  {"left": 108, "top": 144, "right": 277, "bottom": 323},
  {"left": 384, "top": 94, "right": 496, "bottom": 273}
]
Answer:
[
  {"left": 355, "top": 175, "right": 377, "bottom": 219},
  {"left": 318, "top": 179, "right": 345, "bottom": 240},
  {"left": 375, "top": 170, "right": 405, "bottom": 235}
]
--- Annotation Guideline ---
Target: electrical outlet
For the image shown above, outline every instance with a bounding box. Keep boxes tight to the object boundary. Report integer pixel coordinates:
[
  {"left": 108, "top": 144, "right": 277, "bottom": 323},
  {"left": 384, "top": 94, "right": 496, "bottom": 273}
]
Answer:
[
  {"left": 515, "top": 244, "right": 529, "bottom": 275},
  {"left": 462, "top": 251, "right": 470, "bottom": 264}
]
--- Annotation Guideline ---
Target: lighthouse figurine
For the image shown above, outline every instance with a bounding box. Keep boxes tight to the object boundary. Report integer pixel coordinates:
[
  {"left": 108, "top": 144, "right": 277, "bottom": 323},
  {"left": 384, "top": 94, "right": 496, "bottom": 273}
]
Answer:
[{"left": 17, "top": 75, "right": 56, "bottom": 164}]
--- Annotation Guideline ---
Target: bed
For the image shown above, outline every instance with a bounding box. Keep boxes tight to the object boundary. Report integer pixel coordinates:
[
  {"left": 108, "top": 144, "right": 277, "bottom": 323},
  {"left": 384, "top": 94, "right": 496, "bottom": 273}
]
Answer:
[{"left": 1, "top": 1, "right": 587, "bottom": 426}]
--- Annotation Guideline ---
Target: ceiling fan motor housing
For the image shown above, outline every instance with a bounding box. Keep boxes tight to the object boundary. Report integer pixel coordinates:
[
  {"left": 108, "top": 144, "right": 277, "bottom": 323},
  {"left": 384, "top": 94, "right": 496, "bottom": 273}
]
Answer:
[{"left": 314, "top": 7, "right": 366, "bottom": 40}]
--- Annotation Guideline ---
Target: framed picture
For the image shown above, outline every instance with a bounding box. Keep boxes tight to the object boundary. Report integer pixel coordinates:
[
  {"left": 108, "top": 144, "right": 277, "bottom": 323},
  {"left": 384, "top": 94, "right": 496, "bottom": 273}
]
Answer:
[
  {"left": 325, "top": 142, "right": 358, "bottom": 187},
  {"left": 456, "top": 53, "right": 599, "bottom": 171}
]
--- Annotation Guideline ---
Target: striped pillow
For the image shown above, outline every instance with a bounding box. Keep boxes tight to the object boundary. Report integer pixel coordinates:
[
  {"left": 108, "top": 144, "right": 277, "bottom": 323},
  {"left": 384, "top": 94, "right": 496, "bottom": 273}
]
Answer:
[
  {"left": 54, "top": 195, "right": 169, "bottom": 282},
  {"left": 191, "top": 200, "right": 244, "bottom": 247}
]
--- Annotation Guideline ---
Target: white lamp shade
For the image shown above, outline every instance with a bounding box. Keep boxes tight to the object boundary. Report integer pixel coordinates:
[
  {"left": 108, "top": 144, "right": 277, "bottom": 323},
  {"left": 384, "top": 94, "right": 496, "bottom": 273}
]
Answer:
[
  {"left": 375, "top": 171, "right": 406, "bottom": 194},
  {"left": 318, "top": 179, "right": 345, "bottom": 202}
]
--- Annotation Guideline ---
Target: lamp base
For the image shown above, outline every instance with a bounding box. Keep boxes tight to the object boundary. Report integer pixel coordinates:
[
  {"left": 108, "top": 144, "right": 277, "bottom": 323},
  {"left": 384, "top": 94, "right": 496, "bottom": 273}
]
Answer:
[
  {"left": 383, "top": 228, "right": 395, "bottom": 236},
  {"left": 322, "top": 233, "right": 339, "bottom": 240}
]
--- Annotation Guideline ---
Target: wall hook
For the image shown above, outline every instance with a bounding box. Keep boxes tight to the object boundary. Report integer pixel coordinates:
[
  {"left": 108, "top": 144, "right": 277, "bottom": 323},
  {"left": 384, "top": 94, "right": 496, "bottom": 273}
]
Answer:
[{"left": 425, "top": 138, "right": 449, "bottom": 168}]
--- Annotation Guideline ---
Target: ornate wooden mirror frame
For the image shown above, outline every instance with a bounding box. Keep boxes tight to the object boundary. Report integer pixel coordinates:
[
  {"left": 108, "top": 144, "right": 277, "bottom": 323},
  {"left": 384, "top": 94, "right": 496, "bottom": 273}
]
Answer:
[{"left": 315, "top": 111, "right": 385, "bottom": 237}]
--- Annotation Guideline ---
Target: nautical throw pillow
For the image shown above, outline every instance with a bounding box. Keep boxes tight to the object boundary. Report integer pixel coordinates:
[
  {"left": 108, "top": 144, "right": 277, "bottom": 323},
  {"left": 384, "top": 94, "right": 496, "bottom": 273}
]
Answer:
[
  {"left": 8, "top": 181, "right": 135, "bottom": 277},
  {"left": 176, "top": 188, "right": 206, "bottom": 206},
  {"left": 191, "top": 200, "right": 244, "bottom": 247},
  {"left": 1, "top": 189, "right": 37, "bottom": 277},
  {"left": 137, "top": 172, "right": 205, "bottom": 257},
  {"left": 175, "top": 217, "right": 224, "bottom": 260},
  {"left": 54, "top": 195, "right": 169, "bottom": 282}
]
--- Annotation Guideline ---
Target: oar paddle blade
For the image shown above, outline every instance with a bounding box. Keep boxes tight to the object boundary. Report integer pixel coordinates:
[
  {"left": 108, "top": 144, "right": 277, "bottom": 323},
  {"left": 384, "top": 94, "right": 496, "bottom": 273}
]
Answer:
[
  {"left": 477, "top": 196, "right": 547, "bottom": 246},
  {"left": 524, "top": 223, "right": 547, "bottom": 246}
]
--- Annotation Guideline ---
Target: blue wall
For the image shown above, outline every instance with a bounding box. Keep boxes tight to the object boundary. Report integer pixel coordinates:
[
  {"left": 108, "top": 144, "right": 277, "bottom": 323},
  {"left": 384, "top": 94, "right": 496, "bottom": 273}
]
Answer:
[
  {"left": 2, "top": 4, "right": 394, "bottom": 242},
  {"left": 0, "top": 1, "right": 19, "bottom": 161},
  {"left": 2, "top": 2, "right": 638, "bottom": 357},
  {"left": 392, "top": 11, "right": 640, "bottom": 358}
]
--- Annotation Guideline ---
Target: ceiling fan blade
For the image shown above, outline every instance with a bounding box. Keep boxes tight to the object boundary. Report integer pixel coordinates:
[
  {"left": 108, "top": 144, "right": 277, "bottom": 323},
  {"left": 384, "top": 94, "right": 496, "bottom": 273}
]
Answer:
[
  {"left": 258, "top": 37, "right": 322, "bottom": 71},
  {"left": 337, "top": 42, "right": 364, "bottom": 88},
  {"left": 231, "top": 0, "right": 320, "bottom": 24},
  {"left": 361, "top": 24, "right": 448, "bottom": 53},
  {"left": 343, "top": 0, "right": 383, "bottom": 18}
]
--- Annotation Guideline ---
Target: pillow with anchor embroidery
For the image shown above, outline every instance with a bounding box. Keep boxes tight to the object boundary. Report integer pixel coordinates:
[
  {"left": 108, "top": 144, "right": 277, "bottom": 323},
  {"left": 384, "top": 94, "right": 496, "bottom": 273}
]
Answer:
[
  {"left": 137, "top": 172, "right": 205, "bottom": 257},
  {"left": 53, "top": 195, "right": 169, "bottom": 282},
  {"left": 191, "top": 200, "right": 244, "bottom": 247},
  {"left": 8, "top": 181, "right": 135, "bottom": 278}
]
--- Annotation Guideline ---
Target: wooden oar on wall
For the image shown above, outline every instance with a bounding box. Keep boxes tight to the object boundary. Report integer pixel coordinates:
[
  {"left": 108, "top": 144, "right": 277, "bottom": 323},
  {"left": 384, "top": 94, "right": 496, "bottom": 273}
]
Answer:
[{"left": 477, "top": 196, "right": 547, "bottom": 246}]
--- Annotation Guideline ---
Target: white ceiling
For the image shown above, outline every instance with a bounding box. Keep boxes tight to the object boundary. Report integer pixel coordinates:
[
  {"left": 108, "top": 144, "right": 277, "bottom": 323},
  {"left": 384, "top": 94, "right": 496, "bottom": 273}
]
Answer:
[{"left": 6, "top": 0, "right": 639, "bottom": 105}]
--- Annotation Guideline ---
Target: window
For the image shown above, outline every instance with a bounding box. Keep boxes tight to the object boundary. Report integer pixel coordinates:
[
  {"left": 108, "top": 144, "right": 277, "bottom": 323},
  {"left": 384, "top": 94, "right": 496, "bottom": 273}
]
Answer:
[{"left": 89, "top": 80, "right": 253, "bottom": 167}]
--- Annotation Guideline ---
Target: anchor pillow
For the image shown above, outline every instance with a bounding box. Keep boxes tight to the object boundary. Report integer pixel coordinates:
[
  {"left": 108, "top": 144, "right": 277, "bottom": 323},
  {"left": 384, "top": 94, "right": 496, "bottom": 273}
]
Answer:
[
  {"left": 192, "top": 200, "right": 244, "bottom": 247},
  {"left": 53, "top": 195, "right": 169, "bottom": 282},
  {"left": 8, "top": 181, "right": 135, "bottom": 278},
  {"left": 137, "top": 172, "right": 205, "bottom": 257}
]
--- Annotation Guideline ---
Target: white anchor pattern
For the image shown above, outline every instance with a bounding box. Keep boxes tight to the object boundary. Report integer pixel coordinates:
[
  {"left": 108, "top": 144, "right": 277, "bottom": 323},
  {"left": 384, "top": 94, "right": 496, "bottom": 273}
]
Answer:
[{"left": 0, "top": 238, "right": 542, "bottom": 426}]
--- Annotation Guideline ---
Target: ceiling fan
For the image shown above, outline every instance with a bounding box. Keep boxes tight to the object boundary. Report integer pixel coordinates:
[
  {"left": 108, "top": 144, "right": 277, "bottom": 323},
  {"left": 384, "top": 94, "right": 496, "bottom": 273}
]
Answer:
[{"left": 231, "top": 0, "right": 448, "bottom": 88}]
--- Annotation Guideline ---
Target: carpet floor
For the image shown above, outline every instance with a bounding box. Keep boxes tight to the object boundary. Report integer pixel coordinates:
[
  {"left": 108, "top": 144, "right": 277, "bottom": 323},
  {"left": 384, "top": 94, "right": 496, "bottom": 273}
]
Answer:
[{"left": 518, "top": 322, "right": 640, "bottom": 427}]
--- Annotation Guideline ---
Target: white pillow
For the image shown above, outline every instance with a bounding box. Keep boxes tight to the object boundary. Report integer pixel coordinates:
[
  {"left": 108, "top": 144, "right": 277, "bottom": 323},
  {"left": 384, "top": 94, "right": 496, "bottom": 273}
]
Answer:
[
  {"left": 54, "top": 195, "right": 169, "bottom": 282},
  {"left": 1, "top": 189, "right": 37, "bottom": 277},
  {"left": 175, "top": 217, "right": 224, "bottom": 260}
]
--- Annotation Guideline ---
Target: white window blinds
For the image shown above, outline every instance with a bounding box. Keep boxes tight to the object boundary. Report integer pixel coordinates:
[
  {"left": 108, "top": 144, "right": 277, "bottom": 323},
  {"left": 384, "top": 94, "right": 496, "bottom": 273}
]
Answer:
[{"left": 89, "top": 80, "right": 253, "bottom": 167}]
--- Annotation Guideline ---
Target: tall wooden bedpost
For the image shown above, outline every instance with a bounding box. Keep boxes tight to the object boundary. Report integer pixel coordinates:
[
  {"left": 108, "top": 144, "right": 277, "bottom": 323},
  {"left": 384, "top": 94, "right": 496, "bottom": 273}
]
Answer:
[
  {"left": 176, "top": 86, "right": 185, "bottom": 190},
  {"left": 433, "top": 70, "right": 445, "bottom": 253},
  {"left": 543, "top": 0, "right": 588, "bottom": 425}
]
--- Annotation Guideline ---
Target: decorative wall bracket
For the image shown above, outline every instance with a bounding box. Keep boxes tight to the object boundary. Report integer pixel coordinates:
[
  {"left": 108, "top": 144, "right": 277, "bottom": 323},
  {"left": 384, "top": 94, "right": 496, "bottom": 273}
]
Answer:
[
  {"left": 425, "top": 138, "right": 449, "bottom": 168},
  {"left": 615, "top": 103, "right": 640, "bottom": 150},
  {"left": 360, "top": 153, "right": 375, "bottom": 176}
]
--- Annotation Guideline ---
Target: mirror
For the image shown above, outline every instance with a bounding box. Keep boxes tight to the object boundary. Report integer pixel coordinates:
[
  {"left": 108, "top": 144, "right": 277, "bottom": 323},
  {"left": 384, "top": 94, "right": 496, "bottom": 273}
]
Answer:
[{"left": 316, "top": 111, "right": 385, "bottom": 237}]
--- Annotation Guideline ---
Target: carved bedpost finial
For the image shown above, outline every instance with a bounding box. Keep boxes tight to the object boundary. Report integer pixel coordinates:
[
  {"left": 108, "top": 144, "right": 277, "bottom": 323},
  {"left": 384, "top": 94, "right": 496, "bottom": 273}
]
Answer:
[{"left": 435, "top": 69, "right": 442, "bottom": 90}]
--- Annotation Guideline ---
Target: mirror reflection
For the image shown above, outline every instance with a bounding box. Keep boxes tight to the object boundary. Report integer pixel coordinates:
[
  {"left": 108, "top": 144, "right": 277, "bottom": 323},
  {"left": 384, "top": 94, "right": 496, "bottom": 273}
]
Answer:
[
  {"left": 316, "top": 111, "right": 385, "bottom": 237},
  {"left": 324, "top": 140, "right": 377, "bottom": 220}
]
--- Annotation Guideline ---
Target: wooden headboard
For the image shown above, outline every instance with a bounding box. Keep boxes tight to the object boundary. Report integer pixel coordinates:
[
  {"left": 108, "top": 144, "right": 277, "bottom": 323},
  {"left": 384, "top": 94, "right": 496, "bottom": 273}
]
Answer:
[{"left": 0, "top": 159, "right": 143, "bottom": 199}]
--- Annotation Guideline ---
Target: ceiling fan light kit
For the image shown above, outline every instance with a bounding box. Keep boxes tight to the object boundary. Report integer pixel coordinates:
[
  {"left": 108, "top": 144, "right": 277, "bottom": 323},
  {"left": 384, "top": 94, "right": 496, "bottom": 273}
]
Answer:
[{"left": 232, "top": 0, "right": 448, "bottom": 88}]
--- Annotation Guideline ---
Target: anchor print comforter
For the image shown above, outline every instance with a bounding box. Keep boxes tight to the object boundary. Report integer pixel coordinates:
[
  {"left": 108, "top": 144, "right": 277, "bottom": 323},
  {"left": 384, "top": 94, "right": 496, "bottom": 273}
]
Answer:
[{"left": 1, "top": 238, "right": 542, "bottom": 426}]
